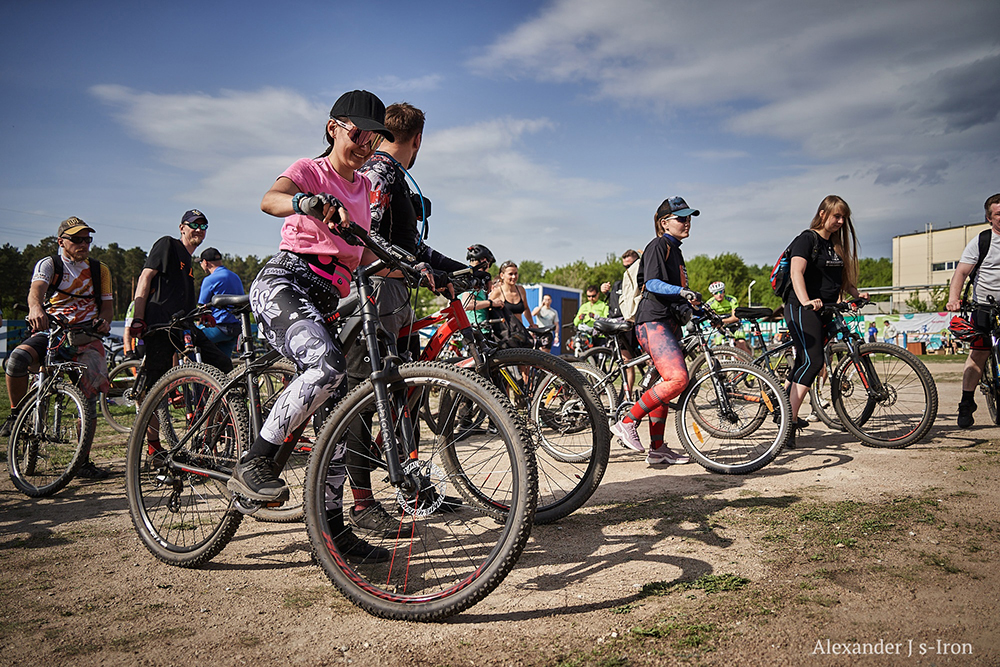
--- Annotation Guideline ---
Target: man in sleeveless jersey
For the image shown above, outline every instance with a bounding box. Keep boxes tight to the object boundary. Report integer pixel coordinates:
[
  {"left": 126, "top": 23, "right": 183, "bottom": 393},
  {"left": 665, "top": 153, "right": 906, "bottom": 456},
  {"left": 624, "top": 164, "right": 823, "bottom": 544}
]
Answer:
[{"left": 2, "top": 217, "right": 113, "bottom": 477}]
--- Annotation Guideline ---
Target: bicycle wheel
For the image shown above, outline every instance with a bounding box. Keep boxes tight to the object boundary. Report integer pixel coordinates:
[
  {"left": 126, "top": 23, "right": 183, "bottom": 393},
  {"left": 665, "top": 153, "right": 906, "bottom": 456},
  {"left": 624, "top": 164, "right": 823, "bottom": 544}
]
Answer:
[
  {"left": 580, "top": 345, "right": 615, "bottom": 374},
  {"left": 982, "top": 352, "right": 1000, "bottom": 425},
  {"left": 569, "top": 361, "right": 621, "bottom": 420},
  {"left": 831, "top": 342, "right": 938, "bottom": 448},
  {"left": 8, "top": 382, "right": 94, "bottom": 497},
  {"left": 100, "top": 358, "right": 144, "bottom": 435},
  {"left": 489, "top": 348, "right": 610, "bottom": 524},
  {"left": 304, "top": 362, "right": 536, "bottom": 621},
  {"left": 806, "top": 343, "right": 846, "bottom": 430},
  {"left": 686, "top": 345, "right": 753, "bottom": 379},
  {"left": 764, "top": 345, "right": 795, "bottom": 383},
  {"left": 240, "top": 359, "right": 309, "bottom": 523},
  {"left": 126, "top": 364, "right": 248, "bottom": 567},
  {"left": 675, "top": 361, "right": 791, "bottom": 474}
]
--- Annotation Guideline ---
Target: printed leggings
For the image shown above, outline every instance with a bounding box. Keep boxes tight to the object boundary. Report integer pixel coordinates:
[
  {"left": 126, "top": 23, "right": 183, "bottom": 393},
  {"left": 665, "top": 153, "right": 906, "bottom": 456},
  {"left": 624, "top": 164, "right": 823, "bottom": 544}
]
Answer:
[
  {"left": 627, "top": 320, "right": 689, "bottom": 446},
  {"left": 249, "top": 252, "right": 348, "bottom": 511}
]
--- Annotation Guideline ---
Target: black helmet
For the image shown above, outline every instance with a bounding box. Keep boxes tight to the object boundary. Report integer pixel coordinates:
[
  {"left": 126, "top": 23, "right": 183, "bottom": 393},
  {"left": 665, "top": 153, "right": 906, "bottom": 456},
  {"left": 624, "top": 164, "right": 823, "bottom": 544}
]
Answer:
[{"left": 467, "top": 244, "right": 495, "bottom": 266}]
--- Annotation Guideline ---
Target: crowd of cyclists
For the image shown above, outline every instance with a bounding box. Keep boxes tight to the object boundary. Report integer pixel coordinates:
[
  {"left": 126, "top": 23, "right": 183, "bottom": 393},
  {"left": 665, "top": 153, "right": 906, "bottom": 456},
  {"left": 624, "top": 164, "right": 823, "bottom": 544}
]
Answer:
[{"left": 5, "top": 87, "right": 1000, "bottom": 558}]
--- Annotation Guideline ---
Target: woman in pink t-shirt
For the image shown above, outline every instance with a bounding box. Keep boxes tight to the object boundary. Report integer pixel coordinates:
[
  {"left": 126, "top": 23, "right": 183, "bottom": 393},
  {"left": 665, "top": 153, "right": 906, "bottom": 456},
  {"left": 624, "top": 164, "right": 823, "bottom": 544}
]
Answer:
[{"left": 231, "top": 91, "right": 394, "bottom": 560}]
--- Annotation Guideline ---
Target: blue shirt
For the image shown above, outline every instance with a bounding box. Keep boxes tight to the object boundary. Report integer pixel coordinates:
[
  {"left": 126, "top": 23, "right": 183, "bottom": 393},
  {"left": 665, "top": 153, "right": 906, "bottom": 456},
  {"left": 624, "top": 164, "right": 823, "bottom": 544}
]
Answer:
[{"left": 198, "top": 266, "right": 244, "bottom": 326}]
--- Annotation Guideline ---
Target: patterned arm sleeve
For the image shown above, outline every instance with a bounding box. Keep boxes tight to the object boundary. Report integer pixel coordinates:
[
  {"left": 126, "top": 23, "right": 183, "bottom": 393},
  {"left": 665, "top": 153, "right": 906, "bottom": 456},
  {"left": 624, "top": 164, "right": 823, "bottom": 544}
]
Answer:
[{"left": 358, "top": 159, "right": 393, "bottom": 248}]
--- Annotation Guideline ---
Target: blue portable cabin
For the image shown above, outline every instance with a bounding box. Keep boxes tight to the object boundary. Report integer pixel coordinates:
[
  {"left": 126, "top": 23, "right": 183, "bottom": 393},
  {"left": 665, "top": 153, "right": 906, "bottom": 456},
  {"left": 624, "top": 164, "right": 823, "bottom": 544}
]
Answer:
[{"left": 522, "top": 283, "right": 583, "bottom": 355}]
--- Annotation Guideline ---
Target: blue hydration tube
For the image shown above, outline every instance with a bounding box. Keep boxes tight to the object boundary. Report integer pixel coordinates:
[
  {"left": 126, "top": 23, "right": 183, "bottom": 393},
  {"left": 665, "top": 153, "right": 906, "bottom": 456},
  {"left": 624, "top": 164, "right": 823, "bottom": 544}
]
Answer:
[{"left": 382, "top": 152, "right": 429, "bottom": 240}]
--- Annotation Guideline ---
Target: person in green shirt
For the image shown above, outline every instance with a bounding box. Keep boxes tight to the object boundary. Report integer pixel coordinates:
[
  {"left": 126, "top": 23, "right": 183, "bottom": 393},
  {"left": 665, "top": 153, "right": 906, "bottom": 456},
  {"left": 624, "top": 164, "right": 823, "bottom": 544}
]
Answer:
[
  {"left": 706, "top": 281, "right": 751, "bottom": 354},
  {"left": 574, "top": 284, "right": 609, "bottom": 328}
]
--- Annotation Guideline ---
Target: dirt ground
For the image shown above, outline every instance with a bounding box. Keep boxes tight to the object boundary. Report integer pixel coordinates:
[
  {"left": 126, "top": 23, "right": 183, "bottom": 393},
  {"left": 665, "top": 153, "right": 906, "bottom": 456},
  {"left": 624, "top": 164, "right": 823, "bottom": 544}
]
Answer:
[{"left": 2, "top": 359, "right": 999, "bottom": 666}]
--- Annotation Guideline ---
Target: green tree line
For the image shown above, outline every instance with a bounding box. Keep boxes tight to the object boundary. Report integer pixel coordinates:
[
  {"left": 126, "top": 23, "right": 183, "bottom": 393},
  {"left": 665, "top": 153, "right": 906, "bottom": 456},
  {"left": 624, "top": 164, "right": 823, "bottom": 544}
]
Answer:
[
  {"left": 505, "top": 253, "right": 892, "bottom": 311},
  {"left": 0, "top": 239, "right": 269, "bottom": 320},
  {"left": 0, "top": 237, "right": 893, "bottom": 322}
]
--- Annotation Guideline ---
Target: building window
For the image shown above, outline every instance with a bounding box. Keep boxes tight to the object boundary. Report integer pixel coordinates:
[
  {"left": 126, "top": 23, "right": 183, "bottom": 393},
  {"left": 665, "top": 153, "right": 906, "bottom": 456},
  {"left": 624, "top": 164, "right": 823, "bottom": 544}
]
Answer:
[{"left": 932, "top": 261, "right": 957, "bottom": 272}]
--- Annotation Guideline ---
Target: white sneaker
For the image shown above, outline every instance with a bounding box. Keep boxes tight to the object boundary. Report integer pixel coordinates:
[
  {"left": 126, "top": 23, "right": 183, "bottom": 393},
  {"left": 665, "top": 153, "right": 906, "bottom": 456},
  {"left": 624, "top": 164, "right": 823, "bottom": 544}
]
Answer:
[
  {"left": 646, "top": 447, "right": 691, "bottom": 465},
  {"left": 610, "top": 419, "right": 644, "bottom": 453}
]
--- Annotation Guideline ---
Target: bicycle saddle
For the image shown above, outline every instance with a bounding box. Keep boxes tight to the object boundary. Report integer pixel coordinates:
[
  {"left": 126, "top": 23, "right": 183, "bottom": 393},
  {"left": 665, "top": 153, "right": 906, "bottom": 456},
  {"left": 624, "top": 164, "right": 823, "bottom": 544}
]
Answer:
[
  {"left": 593, "top": 317, "right": 632, "bottom": 335},
  {"left": 528, "top": 324, "right": 555, "bottom": 334},
  {"left": 734, "top": 307, "right": 777, "bottom": 321},
  {"left": 211, "top": 294, "right": 250, "bottom": 310}
]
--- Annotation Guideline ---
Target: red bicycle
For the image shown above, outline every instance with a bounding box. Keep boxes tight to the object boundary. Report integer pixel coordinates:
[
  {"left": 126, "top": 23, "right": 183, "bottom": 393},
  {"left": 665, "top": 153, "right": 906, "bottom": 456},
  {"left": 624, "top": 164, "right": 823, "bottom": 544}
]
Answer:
[{"left": 392, "top": 276, "right": 611, "bottom": 524}]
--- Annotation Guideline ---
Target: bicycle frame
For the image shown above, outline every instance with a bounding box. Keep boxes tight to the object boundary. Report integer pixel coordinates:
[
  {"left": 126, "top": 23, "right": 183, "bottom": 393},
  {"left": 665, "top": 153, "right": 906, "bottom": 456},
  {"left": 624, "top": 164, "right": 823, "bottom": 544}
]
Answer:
[{"left": 820, "top": 304, "right": 890, "bottom": 402}]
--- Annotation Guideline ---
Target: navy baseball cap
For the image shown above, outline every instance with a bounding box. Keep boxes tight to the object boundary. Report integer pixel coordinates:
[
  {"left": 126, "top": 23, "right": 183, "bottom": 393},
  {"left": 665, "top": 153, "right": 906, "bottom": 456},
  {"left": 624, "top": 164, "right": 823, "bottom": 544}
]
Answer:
[
  {"left": 656, "top": 197, "right": 700, "bottom": 219},
  {"left": 181, "top": 209, "right": 208, "bottom": 225}
]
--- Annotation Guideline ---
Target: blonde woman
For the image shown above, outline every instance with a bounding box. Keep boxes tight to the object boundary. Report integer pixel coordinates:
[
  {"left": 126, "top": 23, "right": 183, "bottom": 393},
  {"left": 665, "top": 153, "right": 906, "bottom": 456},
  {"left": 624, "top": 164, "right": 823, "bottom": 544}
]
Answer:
[{"left": 784, "top": 195, "right": 867, "bottom": 447}]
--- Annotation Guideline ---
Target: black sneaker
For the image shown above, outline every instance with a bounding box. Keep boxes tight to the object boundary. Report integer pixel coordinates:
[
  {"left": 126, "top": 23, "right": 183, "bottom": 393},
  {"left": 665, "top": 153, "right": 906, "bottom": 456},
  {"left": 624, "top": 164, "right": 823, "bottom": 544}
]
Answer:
[
  {"left": 333, "top": 528, "right": 392, "bottom": 564},
  {"left": 227, "top": 456, "right": 289, "bottom": 502},
  {"left": 0, "top": 414, "right": 14, "bottom": 437},
  {"left": 958, "top": 399, "right": 977, "bottom": 429},
  {"left": 786, "top": 418, "right": 808, "bottom": 450},
  {"left": 349, "top": 503, "right": 415, "bottom": 538},
  {"left": 77, "top": 460, "right": 111, "bottom": 479}
]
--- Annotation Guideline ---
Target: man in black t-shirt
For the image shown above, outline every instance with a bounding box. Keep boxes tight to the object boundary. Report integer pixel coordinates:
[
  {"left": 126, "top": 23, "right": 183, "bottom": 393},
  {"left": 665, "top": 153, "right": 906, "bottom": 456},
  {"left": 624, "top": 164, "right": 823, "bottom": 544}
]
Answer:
[{"left": 130, "top": 209, "right": 233, "bottom": 393}]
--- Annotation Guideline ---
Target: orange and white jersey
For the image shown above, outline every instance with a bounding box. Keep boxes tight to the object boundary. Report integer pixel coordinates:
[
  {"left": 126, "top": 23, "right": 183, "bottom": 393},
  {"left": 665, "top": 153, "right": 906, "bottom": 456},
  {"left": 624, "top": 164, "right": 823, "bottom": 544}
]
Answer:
[{"left": 31, "top": 254, "right": 113, "bottom": 324}]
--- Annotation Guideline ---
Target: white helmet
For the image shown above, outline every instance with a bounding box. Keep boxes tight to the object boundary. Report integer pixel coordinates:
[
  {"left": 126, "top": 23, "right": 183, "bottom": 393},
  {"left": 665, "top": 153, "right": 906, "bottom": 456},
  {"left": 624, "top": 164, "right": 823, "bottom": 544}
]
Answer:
[{"left": 709, "top": 281, "right": 725, "bottom": 294}]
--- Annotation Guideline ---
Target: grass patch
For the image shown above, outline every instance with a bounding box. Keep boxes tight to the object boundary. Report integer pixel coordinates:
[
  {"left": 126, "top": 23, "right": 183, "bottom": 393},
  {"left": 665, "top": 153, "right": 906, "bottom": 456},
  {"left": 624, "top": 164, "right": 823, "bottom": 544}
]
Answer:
[
  {"left": 282, "top": 586, "right": 332, "bottom": 609},
  {"left": 632, "top": 621, "right": 718, "bottom": 649},
  {"left": 639, "top": 573, "right": 750, "bottom": 599},
  {"left": 920, "top": 552, "right": 962, "bottom": 574}
]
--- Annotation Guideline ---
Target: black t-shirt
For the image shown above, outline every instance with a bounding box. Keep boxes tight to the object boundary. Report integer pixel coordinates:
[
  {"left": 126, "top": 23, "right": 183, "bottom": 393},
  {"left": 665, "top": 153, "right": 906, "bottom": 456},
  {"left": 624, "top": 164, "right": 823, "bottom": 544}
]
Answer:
[
  {"left": 634, "top": 235, "right": 688, "bottom": 326},
  {"left": 608, "top": 279, "right": 623, "bottom": 318},
  {"left": 787, "top": 229, "right": 844, "bottom": 305},
  {"left": 143, "top": 236, "right": 195, "bottom": 325}
]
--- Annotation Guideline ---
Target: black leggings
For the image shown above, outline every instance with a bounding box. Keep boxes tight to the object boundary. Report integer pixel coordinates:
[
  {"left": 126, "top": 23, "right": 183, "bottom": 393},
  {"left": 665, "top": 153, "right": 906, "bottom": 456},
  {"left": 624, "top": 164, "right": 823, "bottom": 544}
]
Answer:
[{"left": 786, "top": 302, "right": 832, "bottom": 387}]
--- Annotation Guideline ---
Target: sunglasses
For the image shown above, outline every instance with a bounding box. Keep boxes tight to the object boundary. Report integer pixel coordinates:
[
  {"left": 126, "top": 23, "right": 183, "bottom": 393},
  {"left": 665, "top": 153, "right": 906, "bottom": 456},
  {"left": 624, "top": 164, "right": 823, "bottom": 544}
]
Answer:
[
  {"left": 62, "top": 235, "right": 92, "bottom": 244},
  {"left": 661, "top": 215, "right": 691, "bottom": 224},
  {"left": 332, "top": 118, "right": 385, "bottom": 151},
  {"left": 184, "top": 221, "right": 209, "bottom": 231},
  {"left": 587, "top": 293, "right": 599, "bottom": 299}
]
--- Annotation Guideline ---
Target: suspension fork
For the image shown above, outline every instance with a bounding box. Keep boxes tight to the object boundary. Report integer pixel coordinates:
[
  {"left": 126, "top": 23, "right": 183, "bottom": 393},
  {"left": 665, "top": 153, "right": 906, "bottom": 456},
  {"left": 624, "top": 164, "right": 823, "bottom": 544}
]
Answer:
[
  {"left": 355, "top": 264, "right": 414, "bottom": 491},
  {"left": 841, "top": 336, "right": 888, "bottom": 400}
]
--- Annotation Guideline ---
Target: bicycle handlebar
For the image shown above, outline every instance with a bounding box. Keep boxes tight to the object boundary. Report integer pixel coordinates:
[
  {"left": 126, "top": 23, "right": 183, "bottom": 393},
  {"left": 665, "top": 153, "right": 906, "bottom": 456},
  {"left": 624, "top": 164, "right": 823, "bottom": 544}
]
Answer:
[{"left": 820, "top": 297, "right": 870, "bottom": 314}]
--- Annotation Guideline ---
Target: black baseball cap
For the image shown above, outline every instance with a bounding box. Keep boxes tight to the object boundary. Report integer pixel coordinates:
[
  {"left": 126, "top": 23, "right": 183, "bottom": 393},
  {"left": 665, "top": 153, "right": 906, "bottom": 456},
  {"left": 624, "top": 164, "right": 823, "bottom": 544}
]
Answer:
[
  {"left": 656, "top": 197, "right": 700, "bottom": 220},
  {"left": 199, "top": 247, "right": 222, "bottom": 262},
  {"left": 329, "top": 90, "right": 394, "bottom": 142}
]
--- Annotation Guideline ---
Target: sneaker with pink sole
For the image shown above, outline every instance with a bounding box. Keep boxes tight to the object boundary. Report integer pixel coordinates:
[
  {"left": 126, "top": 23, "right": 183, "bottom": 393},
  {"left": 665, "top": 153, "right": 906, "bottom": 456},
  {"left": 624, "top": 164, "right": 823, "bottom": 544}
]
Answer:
[{"left": 610, "top": 419, "right": 644, "bottom": 453}]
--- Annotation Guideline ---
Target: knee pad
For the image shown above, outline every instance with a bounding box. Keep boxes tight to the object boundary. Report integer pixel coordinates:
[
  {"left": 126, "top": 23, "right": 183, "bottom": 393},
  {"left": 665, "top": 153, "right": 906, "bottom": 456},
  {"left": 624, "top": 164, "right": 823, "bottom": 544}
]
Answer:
[{"left": 5, "top": 348, "right": 33, "bottom": 378}]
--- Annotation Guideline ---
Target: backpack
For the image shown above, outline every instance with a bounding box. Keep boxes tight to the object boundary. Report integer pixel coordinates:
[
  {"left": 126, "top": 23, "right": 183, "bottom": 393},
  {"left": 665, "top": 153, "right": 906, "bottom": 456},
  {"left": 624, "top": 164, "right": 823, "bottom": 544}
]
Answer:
[
  {"left": 618, "top": 259, "right": 644, "bottom": 322},
  {"left": 47, "top": 255, "right": 103, "bottom": 309},
  {"left": 770, "top": 230, "right": 820, "bottom": 301},
  {"left": 962, "top": 228, "right": 993, "bottom": 305}
]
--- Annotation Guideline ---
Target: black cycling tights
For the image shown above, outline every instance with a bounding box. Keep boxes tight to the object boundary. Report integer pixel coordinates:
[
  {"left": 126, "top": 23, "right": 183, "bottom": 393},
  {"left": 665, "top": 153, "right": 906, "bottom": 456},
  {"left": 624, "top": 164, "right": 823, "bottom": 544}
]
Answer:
[{"left": 786, "top": 301, "right": 832, "bottom": 388}]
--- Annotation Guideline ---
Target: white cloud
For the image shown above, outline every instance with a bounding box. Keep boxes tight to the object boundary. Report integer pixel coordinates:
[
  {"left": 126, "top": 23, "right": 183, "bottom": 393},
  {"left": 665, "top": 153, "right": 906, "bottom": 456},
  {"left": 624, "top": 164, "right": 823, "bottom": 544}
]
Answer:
[
  {"left": 416, "top": 117, "right": 625, "bottom": 264},
  {"left": 374, "top": 74, "right": 444, "bottom": 94},
  {"left": 90, "top": 85, "right": 322, "bottom": 170},
  {"left": 89, "top": 84, "right": 624, "bottom": 264},
  {"left": 472, "top": 0, "right": 1000, "bottom": 164},
  {"left": 470, "top": 0, "right": 1000, "bottom": 265}
]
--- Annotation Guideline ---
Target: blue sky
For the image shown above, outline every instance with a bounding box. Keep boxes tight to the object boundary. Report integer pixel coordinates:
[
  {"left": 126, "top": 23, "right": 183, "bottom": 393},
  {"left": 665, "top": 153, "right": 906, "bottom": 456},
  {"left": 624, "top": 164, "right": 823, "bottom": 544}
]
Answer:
[{"left": 2, "top": 0, "right": 999, "bottom": 269}]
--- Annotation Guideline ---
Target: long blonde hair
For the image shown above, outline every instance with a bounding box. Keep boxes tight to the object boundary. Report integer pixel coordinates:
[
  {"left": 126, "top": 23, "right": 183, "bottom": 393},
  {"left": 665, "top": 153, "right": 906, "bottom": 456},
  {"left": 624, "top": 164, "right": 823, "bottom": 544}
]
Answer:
[{"left": 809, "top": 195, "right": 860, "bottom": 292}]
